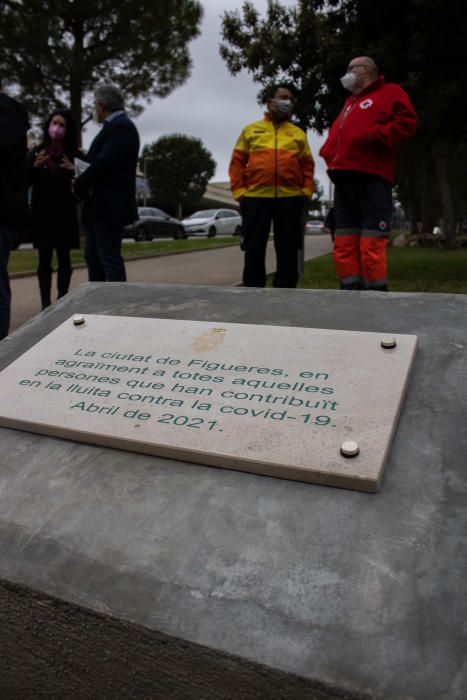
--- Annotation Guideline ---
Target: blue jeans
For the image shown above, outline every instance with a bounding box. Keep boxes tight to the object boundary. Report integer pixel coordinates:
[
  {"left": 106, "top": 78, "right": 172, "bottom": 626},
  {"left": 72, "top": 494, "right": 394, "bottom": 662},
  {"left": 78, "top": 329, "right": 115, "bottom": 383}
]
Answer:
[
  {"left": 83, "top": 221, "right": 126, "bottom": 282},
  {"left": 0, "top": 227, "right": 12, "bottom": 340}
]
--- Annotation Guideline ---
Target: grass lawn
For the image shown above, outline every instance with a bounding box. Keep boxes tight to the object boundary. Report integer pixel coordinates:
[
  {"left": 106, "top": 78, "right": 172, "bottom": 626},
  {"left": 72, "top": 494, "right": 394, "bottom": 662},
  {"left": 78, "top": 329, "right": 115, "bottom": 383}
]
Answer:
[
  {"left": 8, "top": 236, "right": 238, "bottom": 275},
  {"left": 298, "top": 247, "right": 467, "bottom": 294}
]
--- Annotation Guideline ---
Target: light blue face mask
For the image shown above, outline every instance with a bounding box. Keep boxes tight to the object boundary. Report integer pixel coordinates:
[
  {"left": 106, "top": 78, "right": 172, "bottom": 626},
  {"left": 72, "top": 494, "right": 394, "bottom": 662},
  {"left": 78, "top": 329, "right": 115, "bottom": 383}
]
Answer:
[{"left": 272, "top": 99, "right": 294, "bottom": 118}]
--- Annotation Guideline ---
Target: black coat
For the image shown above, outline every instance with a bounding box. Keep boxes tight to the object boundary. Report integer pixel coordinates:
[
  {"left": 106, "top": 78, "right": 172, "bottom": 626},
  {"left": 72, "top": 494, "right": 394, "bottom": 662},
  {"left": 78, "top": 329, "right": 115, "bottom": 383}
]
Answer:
[
  {"left": 28, "top": 146, "right": 81, "bottom": 249},
  {"left": 0, "top": 94, "right": 29, "bottom": 231},
  {"left": 74, "top": 113, "right": 139, "bottom": 226}
]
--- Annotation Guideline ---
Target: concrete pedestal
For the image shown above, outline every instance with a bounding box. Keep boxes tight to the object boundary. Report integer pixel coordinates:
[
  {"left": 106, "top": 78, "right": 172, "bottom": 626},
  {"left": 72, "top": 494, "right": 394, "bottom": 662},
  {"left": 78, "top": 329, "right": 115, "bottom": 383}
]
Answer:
[{"left": 0, "top": 283, "right": 466, "bottom": 700}]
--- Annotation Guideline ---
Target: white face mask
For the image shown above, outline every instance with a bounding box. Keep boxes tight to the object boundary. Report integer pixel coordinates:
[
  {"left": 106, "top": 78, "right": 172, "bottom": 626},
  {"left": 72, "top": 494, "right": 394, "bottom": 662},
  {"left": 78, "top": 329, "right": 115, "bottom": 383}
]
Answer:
[
  {"left": 340, "top": 72, "right": 357, "bottom": 92},
  {"left": 269, "top": 98, "right": 294, "bottom": 120},
  {"left": 274, "top": 99, "right": 293, "bottom": 116}
]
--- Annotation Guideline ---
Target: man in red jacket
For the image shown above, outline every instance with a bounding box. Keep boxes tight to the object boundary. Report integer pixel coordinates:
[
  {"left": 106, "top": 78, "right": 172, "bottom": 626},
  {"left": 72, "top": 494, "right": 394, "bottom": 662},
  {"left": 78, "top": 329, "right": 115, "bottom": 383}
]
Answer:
[{"left": 320, "top": 57, "right": 417, "bottom": 290}]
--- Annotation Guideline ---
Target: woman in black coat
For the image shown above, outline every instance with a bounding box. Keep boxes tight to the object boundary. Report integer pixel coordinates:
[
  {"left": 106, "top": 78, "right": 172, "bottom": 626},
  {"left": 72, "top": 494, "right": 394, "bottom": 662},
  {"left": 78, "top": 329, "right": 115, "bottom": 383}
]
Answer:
[{"left": 29, "top": 110, "right": 81, "bottom": 309}]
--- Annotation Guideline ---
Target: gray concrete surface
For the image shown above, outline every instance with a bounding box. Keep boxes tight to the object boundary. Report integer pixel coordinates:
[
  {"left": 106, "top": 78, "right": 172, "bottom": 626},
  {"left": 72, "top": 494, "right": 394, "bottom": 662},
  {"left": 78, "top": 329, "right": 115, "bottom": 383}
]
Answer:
[
  {"left": 0, "top": 284, "right": 466, "bottom": 699},
  {"left": 9, "top": 235, "right": 332, "bottom": 333}
]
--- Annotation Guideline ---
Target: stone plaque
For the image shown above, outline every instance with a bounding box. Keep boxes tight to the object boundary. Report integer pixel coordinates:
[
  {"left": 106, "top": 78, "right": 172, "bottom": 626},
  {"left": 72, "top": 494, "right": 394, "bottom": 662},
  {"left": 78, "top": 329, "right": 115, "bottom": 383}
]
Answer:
[{"left": 0, "top": 315, "right": 417, "bottom": 492}]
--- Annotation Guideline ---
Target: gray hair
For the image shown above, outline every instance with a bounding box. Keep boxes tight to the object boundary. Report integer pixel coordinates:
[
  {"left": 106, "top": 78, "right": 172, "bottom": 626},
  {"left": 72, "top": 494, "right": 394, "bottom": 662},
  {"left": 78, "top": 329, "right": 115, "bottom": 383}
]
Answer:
[{"left": 94, "top": 82, "right": 124, "bottom": 112}]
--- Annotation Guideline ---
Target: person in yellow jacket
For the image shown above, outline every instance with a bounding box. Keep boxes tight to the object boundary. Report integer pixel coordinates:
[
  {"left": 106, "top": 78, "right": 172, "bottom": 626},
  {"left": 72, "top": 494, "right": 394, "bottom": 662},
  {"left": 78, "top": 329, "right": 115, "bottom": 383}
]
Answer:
[{"left": 229, "top": 84, "right": 314, "bottom": 287}]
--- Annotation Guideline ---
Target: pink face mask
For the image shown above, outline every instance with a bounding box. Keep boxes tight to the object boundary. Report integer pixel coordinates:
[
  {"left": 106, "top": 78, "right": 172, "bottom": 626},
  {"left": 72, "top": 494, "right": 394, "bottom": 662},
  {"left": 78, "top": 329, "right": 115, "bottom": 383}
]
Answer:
[{"left": 48, "top": 123, "right": 66, "bottom": 140}]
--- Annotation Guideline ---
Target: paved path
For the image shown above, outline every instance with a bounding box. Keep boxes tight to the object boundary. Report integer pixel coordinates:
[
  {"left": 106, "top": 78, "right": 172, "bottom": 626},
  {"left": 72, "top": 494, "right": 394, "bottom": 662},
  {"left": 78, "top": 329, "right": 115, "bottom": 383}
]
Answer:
[{"left": 9, "top": 235, "right": 332, "bottom": 333}]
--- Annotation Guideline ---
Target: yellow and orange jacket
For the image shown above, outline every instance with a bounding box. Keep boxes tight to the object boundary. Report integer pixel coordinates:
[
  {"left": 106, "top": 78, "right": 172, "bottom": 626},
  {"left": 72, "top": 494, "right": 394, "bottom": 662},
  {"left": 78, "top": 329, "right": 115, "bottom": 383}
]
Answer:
[{"left": 229, "top": 113, "right": 315, "bottom": 200}]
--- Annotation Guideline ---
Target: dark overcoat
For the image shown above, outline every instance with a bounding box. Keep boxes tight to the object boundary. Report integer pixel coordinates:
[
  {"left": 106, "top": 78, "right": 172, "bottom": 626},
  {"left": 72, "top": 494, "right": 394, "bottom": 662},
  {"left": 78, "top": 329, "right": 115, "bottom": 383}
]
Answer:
[
  {"left": 74, "top": 113, "right": 139, "bottom": 227},
  {"left": 0, "top": 94, "right": 29, "bottom": 231},
  {"left": 28, "top": 146, "right": 81, "bottom": 249}
]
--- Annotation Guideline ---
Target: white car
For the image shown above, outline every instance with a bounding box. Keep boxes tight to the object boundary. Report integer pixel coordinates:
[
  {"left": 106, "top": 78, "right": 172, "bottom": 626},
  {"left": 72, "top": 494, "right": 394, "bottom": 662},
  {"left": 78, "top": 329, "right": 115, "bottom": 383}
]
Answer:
[
  {"left": 305, "top": 219, "right": 325, "bottom": 234},
  {"left": 182, "top": 208, "right": 242, "bottom": 237}
]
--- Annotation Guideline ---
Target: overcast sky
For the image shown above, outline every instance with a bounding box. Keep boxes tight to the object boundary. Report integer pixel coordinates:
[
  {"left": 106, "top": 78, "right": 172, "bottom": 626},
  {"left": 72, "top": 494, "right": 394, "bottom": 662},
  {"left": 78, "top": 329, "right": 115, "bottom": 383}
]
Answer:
[{"left": 84, "top": 0, "right": 330, "bottom": 193}]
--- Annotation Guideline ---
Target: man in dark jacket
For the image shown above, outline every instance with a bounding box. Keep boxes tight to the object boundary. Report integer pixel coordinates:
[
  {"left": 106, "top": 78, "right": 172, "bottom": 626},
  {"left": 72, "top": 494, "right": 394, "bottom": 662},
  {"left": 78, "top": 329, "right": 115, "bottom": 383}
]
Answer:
[
  {"left": 0, "top": 86, "right": 29, "bottom": 340},
  {"left": 320, "top": 56, "right": 416, "bottom": 291},
  {"left": 74, "top": 83, "right": 140, "bottom": 282}
]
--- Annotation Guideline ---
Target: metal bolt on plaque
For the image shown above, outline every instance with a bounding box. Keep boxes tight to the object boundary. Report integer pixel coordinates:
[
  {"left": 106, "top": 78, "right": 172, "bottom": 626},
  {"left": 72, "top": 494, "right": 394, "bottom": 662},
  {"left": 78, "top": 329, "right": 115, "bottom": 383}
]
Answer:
[
  {"left": 381, "top": 335, "right": 397, "bottom": 349},
  {"left": 73, "top": 315, "right": 85, "bottom": 326},
  {"left": 340, "top": 440, "right": 360, "bottom": 458}
]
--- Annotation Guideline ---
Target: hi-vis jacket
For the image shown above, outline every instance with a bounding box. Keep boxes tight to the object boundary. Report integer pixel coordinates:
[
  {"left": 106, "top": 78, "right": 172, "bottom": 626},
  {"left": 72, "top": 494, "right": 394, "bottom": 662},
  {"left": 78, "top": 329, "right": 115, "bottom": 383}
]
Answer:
[
  {"left": 320, "top": 77, "right": 417, "bottom": 183},
  {"left": 229, "top": 113, "right": 314, "bottom": 199}
]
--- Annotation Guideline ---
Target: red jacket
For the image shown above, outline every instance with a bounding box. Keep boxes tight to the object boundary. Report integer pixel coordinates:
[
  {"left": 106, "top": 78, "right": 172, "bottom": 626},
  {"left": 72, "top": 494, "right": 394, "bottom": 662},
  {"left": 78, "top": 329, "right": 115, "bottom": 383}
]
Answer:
[{"left": 319, "top": 77, "right": 417, "bottom": 183}]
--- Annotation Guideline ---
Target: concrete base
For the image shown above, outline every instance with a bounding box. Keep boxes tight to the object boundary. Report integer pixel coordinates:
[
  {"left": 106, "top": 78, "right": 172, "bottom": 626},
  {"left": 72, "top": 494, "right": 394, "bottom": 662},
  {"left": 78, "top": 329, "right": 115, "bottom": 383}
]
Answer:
[{"left": 0, "top": 283, "right": 466, "bottom": 700}]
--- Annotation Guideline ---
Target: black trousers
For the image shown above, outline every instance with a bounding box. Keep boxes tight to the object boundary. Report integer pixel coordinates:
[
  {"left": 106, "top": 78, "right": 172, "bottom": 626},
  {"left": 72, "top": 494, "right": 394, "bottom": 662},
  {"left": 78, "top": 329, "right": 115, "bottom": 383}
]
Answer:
[
  {"left": 332, "top": 171, "right": 392, "bottom": 231},
  {"left": 0, "top": 227, "right": 12, "bottom": 340},
  {"left": 240, "top": 196, "right": 303, "bottom": 288},
  {"left": 37, "top": 245, "right": 73, "bottom": 309}
]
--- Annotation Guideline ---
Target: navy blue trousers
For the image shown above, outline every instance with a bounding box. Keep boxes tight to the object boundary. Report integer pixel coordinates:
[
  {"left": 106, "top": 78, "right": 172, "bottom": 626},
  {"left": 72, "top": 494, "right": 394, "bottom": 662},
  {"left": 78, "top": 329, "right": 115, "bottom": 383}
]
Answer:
[{"left": 83, "top": 221, "right": 126, "bottom": 282}]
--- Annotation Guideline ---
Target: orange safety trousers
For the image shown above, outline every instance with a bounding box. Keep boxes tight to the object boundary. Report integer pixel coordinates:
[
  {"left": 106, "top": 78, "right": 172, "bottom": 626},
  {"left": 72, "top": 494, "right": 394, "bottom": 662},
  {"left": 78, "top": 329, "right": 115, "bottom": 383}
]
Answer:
[
  {"left": 330, "top": 172, "right": 392, "bottom": 290},
  {"left": 333, "top": 230, "right": 389, "bottom": 290}
]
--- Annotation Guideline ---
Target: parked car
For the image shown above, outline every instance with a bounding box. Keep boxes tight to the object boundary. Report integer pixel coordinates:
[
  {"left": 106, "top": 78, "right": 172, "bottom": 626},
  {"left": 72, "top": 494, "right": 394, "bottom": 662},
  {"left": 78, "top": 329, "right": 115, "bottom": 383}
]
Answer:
[
  {"left": 125, "top": 207, "right": 187, "bottom": 241},
  {"left": 182, "top": 209, "right": 242, "bottom": 237},
  {"left": 305, "top": 219, "right": 325, "bottom": 234}
]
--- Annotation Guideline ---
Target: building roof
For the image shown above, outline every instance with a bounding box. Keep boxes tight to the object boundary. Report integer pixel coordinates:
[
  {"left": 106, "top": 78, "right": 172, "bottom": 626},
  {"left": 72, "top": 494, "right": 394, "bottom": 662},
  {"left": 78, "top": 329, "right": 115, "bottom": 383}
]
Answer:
[{"left": 200, "top": 182, "right": 238, "bottom": 210}]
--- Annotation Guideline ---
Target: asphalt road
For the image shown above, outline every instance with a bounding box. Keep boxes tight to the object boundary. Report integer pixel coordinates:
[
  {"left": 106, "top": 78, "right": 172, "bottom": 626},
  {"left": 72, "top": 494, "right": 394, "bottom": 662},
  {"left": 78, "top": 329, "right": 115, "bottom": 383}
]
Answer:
[{"left": 9, "top": 235, "right": 332, "bottom": 334}]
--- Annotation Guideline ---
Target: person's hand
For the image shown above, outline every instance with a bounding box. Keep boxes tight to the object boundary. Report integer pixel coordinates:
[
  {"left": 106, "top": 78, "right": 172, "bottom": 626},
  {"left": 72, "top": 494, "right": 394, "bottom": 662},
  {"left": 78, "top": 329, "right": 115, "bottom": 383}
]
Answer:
[
  {"left": 33, "top": 150, "right": 49, "bottom": 168},
  {"left": 60, "top": 154, "right": 75, "bottom": 172}
]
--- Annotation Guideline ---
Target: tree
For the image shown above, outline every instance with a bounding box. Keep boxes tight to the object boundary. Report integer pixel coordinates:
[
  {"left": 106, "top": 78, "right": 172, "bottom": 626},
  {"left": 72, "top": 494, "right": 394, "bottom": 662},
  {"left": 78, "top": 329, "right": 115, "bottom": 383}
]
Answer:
[
  {"left": 142, "top": 135, "right": 216, "bottom": 219},
  {"left": 220, "top": 1, "right": 330, "bottom": 132},
  {"left": 0, "top": 0, "right": 202, "bottom": 129}
]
